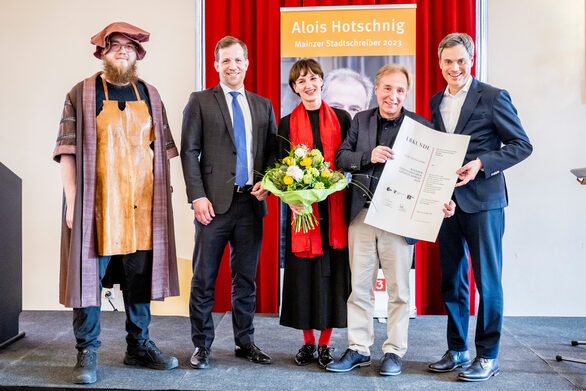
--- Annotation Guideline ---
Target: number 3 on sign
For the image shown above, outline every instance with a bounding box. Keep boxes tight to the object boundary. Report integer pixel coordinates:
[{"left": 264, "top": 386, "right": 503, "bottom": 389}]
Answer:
[{"left": 376, "top": 278, "right": 386, "bottom": 291}]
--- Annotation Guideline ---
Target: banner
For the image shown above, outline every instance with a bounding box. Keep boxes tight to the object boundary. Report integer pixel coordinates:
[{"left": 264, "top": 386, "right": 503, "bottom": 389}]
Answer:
[{"left": 280, "top": 4, "right": 416, "bottom": 118}]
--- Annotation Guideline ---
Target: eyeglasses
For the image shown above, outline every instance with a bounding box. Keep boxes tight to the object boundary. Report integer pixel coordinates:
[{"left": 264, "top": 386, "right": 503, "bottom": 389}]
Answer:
[{"left": 109, "top": 42, "right": 137, "bottom": 53}]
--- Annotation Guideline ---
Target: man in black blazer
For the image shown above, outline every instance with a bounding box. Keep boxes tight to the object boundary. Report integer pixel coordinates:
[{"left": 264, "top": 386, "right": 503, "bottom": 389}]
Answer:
[
  {"left": 427, "top": 33, "right": 532, "bottom": 381},
  {"left": 181, "top": 36, "right": 277, "bottom": 369}
]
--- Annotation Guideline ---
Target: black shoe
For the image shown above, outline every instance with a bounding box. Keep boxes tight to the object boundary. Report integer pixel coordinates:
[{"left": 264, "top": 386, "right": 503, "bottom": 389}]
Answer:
[
  {"left": 235, "top": 343, "right": 272, "bottom": 364},
  {"left": 326, "top": 348, "right": 370, "bottom": 372},
  {"left": 190, "top": 346, "right": 210, "bottom": 369},
  {"left": 458, "top": 357, "right": 499, "bottom": 382},
  {"left": 295, "top": 343, "right": 316, "bottom": 366},
  {"left": 72, "top": 348, "right": 98, "bottom": 384},
  {"left": 380, "top": 353, "right": 402, "bottom": 376},
  {"left": 124, "top": 340, "right": 178, "bottom": 370},
  {"left": 317, "top": 345, "right": 334, "bottom": 369},
  {"left": 428, "top": 350, "right": 472, "bottom": 373}
]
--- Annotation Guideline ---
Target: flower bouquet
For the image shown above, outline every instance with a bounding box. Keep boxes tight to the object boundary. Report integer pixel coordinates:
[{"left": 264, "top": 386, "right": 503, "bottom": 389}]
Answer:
[{"left": 262, "top": 144, "right": 347, "bottom": 233}]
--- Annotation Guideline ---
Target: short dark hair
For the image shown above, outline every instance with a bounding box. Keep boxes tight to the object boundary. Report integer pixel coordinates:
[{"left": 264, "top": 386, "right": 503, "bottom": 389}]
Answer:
[
  {"left": 288, "top": 59, "right": 324, "bottom": 95},
  {"left": 214, "top": 36, "right": 248, "bottom": 61},
  {"left": 438, "top": 33, "right": 475, "bottom": 59}
]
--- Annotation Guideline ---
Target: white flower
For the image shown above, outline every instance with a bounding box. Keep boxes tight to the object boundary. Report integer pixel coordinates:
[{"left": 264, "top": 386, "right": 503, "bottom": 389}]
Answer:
[
  {"left": 294, "top": 145, "right": 308, "bottom": 158},
  {"left": 286, "top": 165, "right": 304, "bottom": 181}
]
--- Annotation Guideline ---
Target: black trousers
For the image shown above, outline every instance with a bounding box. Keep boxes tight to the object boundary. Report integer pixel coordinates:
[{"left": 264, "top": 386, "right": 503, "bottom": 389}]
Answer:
[
  {"left": 189, "top": 192, "right": 263, "bottom": 349},
  {"left": 72, "top": 251, "right": 152, "bottom": 350}
]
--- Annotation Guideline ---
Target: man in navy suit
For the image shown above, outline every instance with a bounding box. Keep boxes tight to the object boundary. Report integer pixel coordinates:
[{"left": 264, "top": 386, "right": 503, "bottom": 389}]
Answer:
[{"left": 427, "top": 33, "right": 532, "bottom": 381}]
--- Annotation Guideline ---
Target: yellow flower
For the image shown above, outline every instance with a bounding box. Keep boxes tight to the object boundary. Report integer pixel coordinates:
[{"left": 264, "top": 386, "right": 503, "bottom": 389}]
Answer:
[
  {"left": 282, "top": 156, "right": 294, "bottom": 166},
  {"left": 300, "top": 157, "right": 313, "bottom": 167},
  {"left": 321, "top": 170, "right": 330, "bottom": 178},
  {"left": 283, "top": 176, "right": 294, "bottom": 185}
]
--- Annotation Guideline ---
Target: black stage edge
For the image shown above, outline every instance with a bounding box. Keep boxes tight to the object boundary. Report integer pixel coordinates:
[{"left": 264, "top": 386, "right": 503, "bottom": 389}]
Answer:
[
  {"left": 0, "top": 311, "right": 584, "bottom": 390},
  {"left": 0, "top": 162, "right": 24, "bottom": 349},
  {"left": 0, "top": 333, "right": 26, "bottom": 350}
]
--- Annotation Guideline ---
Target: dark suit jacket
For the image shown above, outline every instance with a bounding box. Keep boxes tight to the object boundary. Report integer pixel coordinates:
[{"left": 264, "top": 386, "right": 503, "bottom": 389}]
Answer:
[
  {"left": 335, "top": 107, "right": 431, "bottom": 244},
  {"left": 181, "top": 84, "right": 277, "bottom": 217},
  {"left": 430, "top": 78, "right": 533, "bottom": 213}
]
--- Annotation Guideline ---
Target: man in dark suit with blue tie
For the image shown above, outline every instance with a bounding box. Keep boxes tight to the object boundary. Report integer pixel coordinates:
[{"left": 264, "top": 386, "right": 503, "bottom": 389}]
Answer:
[
  {"left": 181, "top": 36, "right": 277, "bottom": 369},
  {"left": 427, "top": 33, "right": 532, "bottom": 381}
]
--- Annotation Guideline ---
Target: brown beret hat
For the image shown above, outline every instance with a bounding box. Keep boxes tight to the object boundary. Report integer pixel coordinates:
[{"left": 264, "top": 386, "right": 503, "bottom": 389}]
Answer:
[{"left": 91, "top": 22, "right": 150, "bottom": 60}]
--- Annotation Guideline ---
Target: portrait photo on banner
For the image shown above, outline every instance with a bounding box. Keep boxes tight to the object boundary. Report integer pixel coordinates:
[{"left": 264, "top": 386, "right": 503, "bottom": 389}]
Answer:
[
  {"left": 280, "top": 5, "right": 416, "bottom": 118},
  {"left": 280, "top": 55, "right": 416, "bottom": 118}
]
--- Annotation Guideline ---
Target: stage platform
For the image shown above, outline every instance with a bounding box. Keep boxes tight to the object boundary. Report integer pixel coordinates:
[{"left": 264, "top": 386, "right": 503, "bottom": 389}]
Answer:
[{"left": 0, "top": 311, "right": 584, "bottom": 390}]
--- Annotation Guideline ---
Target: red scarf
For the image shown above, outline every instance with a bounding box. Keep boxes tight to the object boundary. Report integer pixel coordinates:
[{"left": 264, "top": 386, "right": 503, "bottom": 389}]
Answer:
[{"left": 289, "top": 101, "right": 348, "bottom": 258}]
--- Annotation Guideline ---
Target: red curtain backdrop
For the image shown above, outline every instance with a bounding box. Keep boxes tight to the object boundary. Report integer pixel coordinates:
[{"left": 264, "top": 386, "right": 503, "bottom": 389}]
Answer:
[
  {"left": 204, "top": 0, "right": 281, "bottom": 313},
  {"left": 204, "top": 0, "right": 476, "bottom": 315}
]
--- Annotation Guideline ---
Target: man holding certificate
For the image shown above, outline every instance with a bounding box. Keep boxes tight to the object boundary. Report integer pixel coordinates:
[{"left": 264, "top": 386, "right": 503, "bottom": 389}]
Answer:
[
  {"left": 427, "top": 33, "right": 533, "bottom": 381},
  {"left": 329, "top": 64, "right": 454, "bottom": 376}
]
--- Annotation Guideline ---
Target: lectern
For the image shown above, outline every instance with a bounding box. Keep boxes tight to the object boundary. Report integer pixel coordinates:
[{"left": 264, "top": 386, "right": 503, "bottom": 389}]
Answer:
[{"left": 0, "top": 162, "right": 25, "bottom": 349}]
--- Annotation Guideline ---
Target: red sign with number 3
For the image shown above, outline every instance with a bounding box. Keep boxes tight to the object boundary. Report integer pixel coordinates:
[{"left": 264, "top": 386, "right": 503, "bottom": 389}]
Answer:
[{"left": 375, "top": 278, "right": 386, "bottom": 291}]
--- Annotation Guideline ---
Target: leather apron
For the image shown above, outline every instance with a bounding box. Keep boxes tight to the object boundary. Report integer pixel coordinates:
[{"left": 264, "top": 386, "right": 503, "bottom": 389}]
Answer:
[{"left": 95, "top": 76, "right": 154, "bottom": 256}]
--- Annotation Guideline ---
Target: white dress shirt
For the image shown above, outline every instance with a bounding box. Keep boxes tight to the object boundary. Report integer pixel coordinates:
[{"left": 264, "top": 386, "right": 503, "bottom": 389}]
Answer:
[
  {"left": 439, "top": 76, "right": 473, "bottom": 134},
  {"left": 220, "top": 82, "right": 254, "bottom": 185}
]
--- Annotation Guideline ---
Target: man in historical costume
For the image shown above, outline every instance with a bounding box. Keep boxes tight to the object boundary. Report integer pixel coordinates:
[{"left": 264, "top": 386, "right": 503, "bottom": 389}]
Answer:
[
  {"left": 181, "top": 36, "right": 277, "bottom": 369},
  {"left": 330, "top": 64, "right": 455, "bottom": 376},
  {"left": 53, "top": 22, "right": 180, "bottom": 384},
  {"left": 427, "top": 33, "right": 532, "bottom": 381}
]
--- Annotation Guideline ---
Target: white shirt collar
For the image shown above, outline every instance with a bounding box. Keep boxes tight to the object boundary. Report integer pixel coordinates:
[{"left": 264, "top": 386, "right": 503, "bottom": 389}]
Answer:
[
  {"left": 444, "top": 76, "right": 473, "bottom": 97},
  {"left": 219, "top": 82, "right": 246, "bottom": 97}
]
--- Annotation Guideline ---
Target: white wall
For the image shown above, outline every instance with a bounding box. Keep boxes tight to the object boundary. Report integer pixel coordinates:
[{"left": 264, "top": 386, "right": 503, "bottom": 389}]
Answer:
[
  {"left": 0, "top": 0, "right": 584, "bottom": 315},
  {"left": 488, "top": 0, "right": 586, "bottom": 315},
  {"left": 0, "top": 0, "right": 197, "bottom": 311}
]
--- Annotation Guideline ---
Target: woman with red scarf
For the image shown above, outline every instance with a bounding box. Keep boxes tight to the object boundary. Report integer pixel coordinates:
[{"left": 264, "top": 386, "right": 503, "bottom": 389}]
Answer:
[{"left": 278, "top": 59, "right": 351, "bottom": 369}]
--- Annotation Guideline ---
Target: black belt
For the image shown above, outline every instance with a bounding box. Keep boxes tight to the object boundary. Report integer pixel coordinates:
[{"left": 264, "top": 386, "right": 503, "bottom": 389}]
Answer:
[{"left": 235, "top": 185, "right": 253, "bottom": 194}]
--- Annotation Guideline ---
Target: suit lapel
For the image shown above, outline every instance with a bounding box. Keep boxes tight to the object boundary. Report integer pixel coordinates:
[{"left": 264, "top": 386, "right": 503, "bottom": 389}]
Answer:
[
  {"left": 244, "top": 90, "right": 259, "bottom": 158},
  {"left": 454, "top": 78, "right": 481, "bottom": 134},
  {"left": 430, "top": 93, "right": 447, "bottom": 133},
  {"left": 213, "top": 85, "right": 235, "bottom": 145},
  {"left": 368, "top": 109, "right": 378, "bottom": 150}
]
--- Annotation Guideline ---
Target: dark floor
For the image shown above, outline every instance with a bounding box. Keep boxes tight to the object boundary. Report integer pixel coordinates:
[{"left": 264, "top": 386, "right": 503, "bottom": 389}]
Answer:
[{"left": 0, "top": 311, "right": 584, "bottom": 390}]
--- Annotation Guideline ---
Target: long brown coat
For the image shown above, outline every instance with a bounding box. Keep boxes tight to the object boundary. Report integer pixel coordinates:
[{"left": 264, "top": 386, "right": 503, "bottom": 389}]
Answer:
[{"left": 53, "top": 72, "right": 179, "bottom": 308}]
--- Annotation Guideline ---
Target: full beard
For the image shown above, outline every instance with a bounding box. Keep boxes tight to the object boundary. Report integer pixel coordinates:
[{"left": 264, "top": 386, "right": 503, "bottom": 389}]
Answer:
[{"left": 102, "top": 58, "right": 138, "bottom": 85}]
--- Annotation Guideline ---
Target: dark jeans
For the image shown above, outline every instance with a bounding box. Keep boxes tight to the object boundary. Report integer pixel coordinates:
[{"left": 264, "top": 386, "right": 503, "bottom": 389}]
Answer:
[
  {"left": 438, "top": 207, "right": 504, "bottom": 359},
  {"left": 72, "top": 251, "right": 152, "bottom": 351}
]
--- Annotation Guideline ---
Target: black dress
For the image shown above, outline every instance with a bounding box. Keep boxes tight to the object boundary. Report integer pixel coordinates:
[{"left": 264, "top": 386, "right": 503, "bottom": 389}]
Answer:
[{"left": 278, "top": 106, "right": 352, "bottom": 330}]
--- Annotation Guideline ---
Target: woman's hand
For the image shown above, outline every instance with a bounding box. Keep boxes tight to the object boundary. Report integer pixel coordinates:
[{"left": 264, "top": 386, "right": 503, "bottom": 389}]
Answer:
[{"left": 289, "top": 204, "right": 305, "bottom": 217}]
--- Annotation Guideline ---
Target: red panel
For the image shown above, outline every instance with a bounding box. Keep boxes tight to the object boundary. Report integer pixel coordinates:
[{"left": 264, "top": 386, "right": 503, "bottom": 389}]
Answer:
[{"left": 204, "top": 0, "right": 281, "bottom": 313}]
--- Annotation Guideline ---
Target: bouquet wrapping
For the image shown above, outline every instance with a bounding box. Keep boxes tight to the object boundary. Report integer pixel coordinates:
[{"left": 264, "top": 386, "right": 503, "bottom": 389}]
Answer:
[{"left": 262, "top": 144, "right": 347, "bottom": 233}]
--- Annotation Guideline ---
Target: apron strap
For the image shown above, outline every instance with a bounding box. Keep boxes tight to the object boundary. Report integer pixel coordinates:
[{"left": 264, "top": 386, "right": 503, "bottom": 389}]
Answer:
[
  {"left": 131, "top": 82, "right": 141, "bottom": 101},
  {"left": 101, "top": 74, "right": 140, "bottom": 101},
  {"left": 101, "top": 75, "right": 109, "bottom": 101}
]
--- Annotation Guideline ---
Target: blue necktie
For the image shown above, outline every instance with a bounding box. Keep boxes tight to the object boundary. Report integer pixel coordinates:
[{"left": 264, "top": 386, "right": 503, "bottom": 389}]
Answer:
[{"left": 229, "top": 91, "right": 248, "bottom": 187}]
